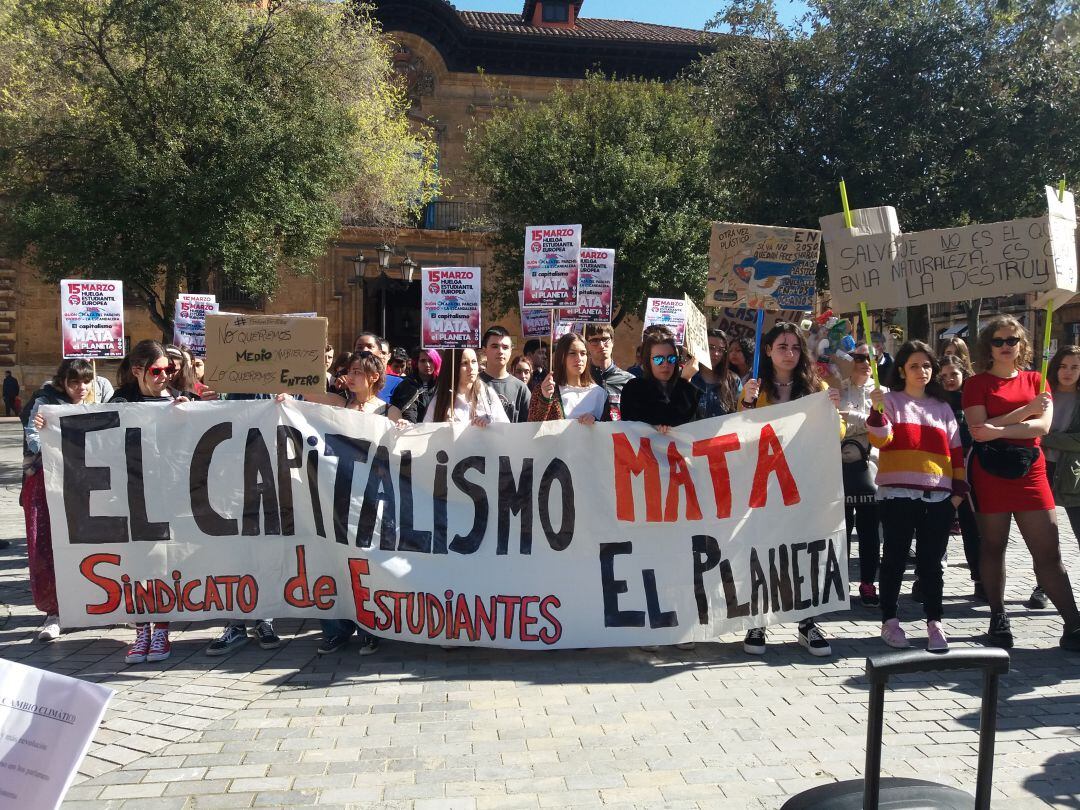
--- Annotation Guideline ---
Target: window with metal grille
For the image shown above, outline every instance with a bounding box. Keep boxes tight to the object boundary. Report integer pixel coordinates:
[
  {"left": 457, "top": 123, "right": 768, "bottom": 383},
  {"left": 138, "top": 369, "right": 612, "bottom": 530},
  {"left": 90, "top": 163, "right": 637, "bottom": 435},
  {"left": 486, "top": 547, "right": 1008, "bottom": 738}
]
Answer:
[{"left": 216, "top": 278, "right": 264, "bottom": 310}]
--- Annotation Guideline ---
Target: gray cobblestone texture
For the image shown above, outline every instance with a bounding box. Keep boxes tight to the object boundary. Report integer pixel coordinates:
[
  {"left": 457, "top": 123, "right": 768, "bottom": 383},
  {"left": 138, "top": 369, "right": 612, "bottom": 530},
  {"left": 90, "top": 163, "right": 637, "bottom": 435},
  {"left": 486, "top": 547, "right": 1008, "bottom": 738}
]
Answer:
[{"left": 0, "top": 420, "right": 1077, "bottom": 807}]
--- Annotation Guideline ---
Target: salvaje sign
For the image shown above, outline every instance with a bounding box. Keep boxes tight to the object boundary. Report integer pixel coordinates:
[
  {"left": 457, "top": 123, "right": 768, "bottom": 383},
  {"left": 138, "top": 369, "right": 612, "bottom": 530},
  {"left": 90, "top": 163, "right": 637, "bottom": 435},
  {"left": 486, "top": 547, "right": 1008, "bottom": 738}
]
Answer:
[{"left": 41, "top": 397, "right": 847, "bottom": 648}]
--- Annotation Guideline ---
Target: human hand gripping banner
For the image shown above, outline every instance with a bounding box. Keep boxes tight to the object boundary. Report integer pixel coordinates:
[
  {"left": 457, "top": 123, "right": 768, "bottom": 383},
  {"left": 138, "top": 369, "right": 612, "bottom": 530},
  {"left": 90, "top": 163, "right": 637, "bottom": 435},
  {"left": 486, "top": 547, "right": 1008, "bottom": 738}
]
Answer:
[{"left": 40, "top": 396, "right": 847, "bottom": 648}]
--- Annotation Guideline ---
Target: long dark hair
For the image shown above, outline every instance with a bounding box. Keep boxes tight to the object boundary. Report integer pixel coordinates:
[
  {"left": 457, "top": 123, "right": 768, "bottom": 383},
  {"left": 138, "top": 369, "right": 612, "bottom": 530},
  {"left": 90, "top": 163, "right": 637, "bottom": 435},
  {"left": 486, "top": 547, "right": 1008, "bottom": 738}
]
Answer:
[
  {"left": 552, "top": 333, "right": 594, "bottom": 387},
  {"left": 887, "top": 340, "right": 949, "bottom": 402},
  {"left": 705, "top": 328, "right": 738, "bottom": 413},
  {"left": 760, "top": 323, "right": 820, "bottom": 401},
  {"left": 729, "top": 336, "right": 754, "bottom": 376},
  {"left": 1048, "top": 345, "right": 1080, "bottom": 392}
]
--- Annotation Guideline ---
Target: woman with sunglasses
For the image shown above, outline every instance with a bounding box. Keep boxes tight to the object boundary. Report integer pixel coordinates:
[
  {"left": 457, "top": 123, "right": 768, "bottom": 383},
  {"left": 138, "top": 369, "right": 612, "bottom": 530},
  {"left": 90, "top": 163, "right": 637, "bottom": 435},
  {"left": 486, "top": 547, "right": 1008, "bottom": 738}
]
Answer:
[
  {"left": 838, "top": 342, "right": 882, "bottom": 608},
  {"left": 619, "top": 328, "right": 701, "bottom": 433},
  {"left": 963, "top": 316, "right": 1080, "bottom": 650},
  {"left": 529, "top": 333, "right": 610, "bottom": 424},
  {"left": 22, "top": 359, "right": 97, "bottom": 641},
  {"left": 619, "top": 328, "right": 700, "bottom": 651},
  {"left": 868, "top": 341, "right": 966, "bottom": 651},
  {"left": 690, "top": 329, "right": 742, "bottom": 419},
  {"left": 113, "top": 340, "right": 190, "bottom": 663},
  {"left": 739, "top": 322, "right": 842, "bottom": 657}
]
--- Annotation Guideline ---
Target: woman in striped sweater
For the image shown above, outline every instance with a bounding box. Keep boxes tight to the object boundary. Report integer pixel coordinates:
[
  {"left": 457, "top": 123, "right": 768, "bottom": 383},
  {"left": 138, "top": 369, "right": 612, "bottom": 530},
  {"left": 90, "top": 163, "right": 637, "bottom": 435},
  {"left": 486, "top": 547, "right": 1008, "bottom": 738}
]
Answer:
[{"left": 867, "top": 340, "right": 967, "bottom": 651}]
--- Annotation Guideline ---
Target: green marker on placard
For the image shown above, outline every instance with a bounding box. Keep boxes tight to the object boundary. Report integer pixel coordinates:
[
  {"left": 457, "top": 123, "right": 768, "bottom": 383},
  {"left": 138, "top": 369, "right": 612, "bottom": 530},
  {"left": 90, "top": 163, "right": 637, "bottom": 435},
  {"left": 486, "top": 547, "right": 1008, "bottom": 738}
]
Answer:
[
  {"left": 1060, "top": 175, "right": 1067, "bottom": 203},
  {"left": 1041, "top": 300, "right": 1054, "bottom": 394},
  {"left": 839, "top": 178, "right": 853, "bottom": 229}
]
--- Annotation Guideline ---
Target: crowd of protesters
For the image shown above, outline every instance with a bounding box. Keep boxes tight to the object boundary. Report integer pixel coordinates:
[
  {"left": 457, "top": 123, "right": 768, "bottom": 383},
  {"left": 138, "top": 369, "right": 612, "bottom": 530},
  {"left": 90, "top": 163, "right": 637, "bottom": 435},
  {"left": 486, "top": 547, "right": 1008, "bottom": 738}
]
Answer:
[{"left": 12, "top": 312, "right": 1080, "bottom": 663}]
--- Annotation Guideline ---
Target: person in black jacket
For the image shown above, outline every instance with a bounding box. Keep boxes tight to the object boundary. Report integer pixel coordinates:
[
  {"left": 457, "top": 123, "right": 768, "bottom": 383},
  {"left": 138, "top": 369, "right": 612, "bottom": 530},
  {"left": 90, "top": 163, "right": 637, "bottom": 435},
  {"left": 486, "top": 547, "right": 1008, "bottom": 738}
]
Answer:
[
  {"left": 391, "top": 348, "right": 441, "bottom": 423},
  {"left": 3, "top": 370, "right": 19, "bottom": 416},
  {"left": 619, "top": 329, "right": 701, "bottom": 432}
]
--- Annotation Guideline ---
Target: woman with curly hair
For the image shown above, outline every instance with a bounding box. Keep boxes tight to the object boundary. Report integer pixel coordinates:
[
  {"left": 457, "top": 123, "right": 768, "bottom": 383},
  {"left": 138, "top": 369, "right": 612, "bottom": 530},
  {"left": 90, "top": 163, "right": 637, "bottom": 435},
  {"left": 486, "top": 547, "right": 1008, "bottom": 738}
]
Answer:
[{"left": 962, "top": 316, "right": 1080, "bottom": 650}]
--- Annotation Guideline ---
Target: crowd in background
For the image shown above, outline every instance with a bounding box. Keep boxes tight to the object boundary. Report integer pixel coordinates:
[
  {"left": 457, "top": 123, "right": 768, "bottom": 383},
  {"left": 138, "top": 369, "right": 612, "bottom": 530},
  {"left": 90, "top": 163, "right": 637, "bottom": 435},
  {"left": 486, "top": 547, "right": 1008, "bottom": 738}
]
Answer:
[{"left": 13, "top": 312, "right": 1080, "bottom": 664}]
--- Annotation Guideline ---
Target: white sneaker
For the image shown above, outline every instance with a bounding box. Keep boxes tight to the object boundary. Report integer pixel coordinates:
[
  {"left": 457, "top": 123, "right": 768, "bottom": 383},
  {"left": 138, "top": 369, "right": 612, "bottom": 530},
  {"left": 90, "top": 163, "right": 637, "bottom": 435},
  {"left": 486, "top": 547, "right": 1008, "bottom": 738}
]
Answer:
[{"left": 38, "top": 615, "right": 60, "bottom": 642}]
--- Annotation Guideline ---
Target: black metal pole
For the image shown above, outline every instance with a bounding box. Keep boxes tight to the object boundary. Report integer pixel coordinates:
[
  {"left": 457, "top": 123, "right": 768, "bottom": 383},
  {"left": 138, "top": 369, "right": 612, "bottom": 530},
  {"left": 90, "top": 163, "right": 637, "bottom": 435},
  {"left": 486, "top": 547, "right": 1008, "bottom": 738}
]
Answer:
[
  {"left": 975, "top": 669, "right": 1000, "bottom": 810},
  {"left": 862, "top": 680, "right": 886, "bottom": 810}
]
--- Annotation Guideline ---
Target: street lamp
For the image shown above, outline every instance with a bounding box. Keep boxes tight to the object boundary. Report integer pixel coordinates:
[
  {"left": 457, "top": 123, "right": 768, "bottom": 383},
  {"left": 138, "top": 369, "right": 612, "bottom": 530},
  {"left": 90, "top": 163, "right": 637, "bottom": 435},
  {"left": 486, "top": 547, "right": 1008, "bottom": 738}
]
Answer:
[
  {"left": 377, "top": 244, "right": 393, "bottom": 270},
  {"left": 345, "top": 253, "right": 365, "bottom": 286},
  {"left": 400, "top": 256, "right": 418, "bottom": 284}
]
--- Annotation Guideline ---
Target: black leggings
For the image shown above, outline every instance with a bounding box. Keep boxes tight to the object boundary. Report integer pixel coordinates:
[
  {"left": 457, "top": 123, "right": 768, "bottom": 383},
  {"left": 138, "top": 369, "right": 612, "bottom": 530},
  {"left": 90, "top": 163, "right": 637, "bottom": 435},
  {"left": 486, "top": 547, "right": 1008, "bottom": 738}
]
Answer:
[
  {"left": 845, "top": 498, "right": 881, "bottom": 585},
  {"left": 956, "top": 497, "right": 981, "bottom": 582},
  {"left": 878, "top": 497, "right": 955, "bottom": 622}
]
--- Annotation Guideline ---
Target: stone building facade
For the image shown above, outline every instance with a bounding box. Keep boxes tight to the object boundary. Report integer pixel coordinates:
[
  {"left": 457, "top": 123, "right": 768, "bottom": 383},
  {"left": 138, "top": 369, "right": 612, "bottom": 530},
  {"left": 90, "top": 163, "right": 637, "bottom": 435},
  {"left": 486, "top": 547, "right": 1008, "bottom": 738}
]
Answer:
[{"left": 9, "top": 0, "right": 711, "bottom": 384}]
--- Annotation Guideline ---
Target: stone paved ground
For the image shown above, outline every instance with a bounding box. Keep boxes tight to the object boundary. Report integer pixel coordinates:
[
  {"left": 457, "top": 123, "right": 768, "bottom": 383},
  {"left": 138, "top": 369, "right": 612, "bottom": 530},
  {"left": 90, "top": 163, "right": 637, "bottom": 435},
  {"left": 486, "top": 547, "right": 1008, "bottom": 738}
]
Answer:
[{"left": 1, "top": 419, "right": 1078, "bottom": 809}]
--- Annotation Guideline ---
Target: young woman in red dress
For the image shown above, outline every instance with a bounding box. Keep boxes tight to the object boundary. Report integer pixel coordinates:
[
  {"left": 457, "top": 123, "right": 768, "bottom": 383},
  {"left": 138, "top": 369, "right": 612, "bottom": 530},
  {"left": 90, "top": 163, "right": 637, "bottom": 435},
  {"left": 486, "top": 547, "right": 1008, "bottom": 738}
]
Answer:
[{"left": 962, "top": 315, "right": 1080, "bottom": 650}]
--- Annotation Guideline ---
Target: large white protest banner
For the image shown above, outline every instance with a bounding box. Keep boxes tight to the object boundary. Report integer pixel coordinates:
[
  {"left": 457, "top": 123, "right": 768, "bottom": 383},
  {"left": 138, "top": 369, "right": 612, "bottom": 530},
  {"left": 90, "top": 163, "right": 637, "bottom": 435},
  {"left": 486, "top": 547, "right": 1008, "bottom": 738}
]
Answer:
[
  {"left": 558, "top": 247, "right": 615, "bottom": 323},
  {"left": 0, "top": 658, "right": 113, "bottom": 810},
  {"left": 421, "top": 267, "right": 481, "bottom": 350},
  {"left": 60, "top": 280, "right": 125, "bottom": 360},
  {"left": 708, "top": 223, "right": 820, "bottom": 311},
  {"left": 643, "top": 297, "right": 686, "bottom": 344},
  {"left": 524, "top": 224, "right": 581, "bottom": 307},
  {"left": 820, "top": 186, "right": 1078, "bottom": 313},
  {"left": 172, "top": 293, "right": 218, "bottom": 357},
  {"left": 41, "top": 396, "right": 846, "bottom": 648},
  {"left": 203, "top": 313, "right": 328, "bottom": 395}
]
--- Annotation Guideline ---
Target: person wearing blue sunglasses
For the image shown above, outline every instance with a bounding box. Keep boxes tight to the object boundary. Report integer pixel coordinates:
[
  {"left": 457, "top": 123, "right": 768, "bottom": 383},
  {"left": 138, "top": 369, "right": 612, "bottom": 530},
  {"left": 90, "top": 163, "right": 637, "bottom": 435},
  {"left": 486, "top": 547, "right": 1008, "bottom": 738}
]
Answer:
[{"left": 620, "top": 328, "right": 701, "bottom": 435}]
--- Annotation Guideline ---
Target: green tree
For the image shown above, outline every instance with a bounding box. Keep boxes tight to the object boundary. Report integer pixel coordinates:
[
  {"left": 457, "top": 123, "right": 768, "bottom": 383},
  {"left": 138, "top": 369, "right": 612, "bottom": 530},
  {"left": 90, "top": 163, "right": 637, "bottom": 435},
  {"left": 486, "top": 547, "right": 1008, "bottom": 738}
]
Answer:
[
  {"left": 694, "top": 0, "right": 1080, "bottom": 339},
  {"left": 0, "top": 0, "right": 438, "bottom": 335},
  {"left": 465, "top": 74, "right": 726, "bottom": 325}
]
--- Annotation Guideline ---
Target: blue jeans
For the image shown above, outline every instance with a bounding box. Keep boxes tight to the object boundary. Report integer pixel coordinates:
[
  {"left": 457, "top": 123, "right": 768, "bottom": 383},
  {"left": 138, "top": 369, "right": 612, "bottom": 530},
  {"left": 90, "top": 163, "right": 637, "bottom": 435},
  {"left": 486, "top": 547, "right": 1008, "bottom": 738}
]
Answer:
[{"left": 320, "top": 619, "right": 370, "bottom": 642}]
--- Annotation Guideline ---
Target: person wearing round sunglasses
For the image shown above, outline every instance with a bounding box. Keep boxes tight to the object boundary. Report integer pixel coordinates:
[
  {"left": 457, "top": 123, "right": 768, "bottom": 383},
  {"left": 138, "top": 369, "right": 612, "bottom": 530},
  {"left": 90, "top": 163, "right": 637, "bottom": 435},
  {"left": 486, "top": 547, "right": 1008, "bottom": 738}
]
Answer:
[
  {"left": 110, "top": 340, "right": 189, "bottom": 664},
  {"left": 963, "top": 316, "right": 1080, "bottom": 651},
  {"left": 838, "top": 342, "right": 882, "bottom": 609},
  {"left": 619, "top": 327, "right": 701, "bottom": 651},
  {"left": 739, "top": 322, "right": 842, "bottom": 657}
]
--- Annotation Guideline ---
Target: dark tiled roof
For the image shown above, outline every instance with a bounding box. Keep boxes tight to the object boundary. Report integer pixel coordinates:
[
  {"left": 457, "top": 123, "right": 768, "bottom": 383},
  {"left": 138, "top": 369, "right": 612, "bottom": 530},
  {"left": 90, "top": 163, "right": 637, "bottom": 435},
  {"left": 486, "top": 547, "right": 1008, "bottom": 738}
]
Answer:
[{"left": 458, "top": 11, "right": 706, "bottom": 44}]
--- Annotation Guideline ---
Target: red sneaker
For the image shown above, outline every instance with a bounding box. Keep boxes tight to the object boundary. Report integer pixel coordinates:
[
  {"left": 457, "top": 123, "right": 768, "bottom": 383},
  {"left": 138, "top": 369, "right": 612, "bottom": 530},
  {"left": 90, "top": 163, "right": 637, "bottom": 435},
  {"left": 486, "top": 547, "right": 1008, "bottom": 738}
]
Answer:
[
  {"left": 125, "top": 625, "right": 151, "bottom": 664},
  {"left": 147, "top": 626, "right": 171, "bottom": 662}
]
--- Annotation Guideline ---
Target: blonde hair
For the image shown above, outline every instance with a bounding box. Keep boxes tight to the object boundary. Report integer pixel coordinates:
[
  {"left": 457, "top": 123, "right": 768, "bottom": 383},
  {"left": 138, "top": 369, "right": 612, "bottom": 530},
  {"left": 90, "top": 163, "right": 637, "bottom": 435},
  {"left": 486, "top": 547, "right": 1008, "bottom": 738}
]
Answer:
[{"left": 972, "top": 315, "right": 1033, "bottom": 372}]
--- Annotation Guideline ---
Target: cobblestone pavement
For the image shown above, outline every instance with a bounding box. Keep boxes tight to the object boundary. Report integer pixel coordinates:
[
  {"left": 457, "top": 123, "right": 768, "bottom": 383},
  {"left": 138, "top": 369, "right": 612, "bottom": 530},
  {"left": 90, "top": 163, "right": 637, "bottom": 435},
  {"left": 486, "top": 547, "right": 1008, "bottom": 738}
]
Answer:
[{"left": 1, "top": 420, "right": 1078, "bottom": 809}]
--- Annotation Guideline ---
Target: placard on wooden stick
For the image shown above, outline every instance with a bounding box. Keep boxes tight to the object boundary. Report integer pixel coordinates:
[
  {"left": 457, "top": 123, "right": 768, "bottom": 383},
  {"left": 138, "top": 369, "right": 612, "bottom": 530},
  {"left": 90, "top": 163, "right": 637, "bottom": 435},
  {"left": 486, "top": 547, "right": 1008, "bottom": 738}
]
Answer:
[
  {"left": 204, "top": 313, "right": 328, "bottom": 395},
  {"left": 820, "top": 186, "right": 1078, "bottom": 313}
]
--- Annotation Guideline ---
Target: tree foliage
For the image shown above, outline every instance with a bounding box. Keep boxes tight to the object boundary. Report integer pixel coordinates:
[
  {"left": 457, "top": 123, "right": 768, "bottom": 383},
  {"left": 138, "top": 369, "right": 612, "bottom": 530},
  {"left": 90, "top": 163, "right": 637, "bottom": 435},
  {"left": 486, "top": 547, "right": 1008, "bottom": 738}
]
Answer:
[
  {"left": 694, "top": 0, "right": 1080, "bottom": 334},
  {"left": 0, "top": 0, "right": 438, "bottom": 333},
  {"left": 465, "top": 75, "right": 726, "bottom": 324}
]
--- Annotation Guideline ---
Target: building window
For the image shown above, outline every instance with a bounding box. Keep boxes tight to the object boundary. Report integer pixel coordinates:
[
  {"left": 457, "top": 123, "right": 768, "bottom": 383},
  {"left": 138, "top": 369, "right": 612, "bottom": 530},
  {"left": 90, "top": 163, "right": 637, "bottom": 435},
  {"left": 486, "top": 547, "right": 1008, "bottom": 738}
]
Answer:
[
  {"left": 216, "top": 277, "right": 264, "bottom": 310},
  {"left": 542, "top": 2, "right": 569, "bottom": 22}
]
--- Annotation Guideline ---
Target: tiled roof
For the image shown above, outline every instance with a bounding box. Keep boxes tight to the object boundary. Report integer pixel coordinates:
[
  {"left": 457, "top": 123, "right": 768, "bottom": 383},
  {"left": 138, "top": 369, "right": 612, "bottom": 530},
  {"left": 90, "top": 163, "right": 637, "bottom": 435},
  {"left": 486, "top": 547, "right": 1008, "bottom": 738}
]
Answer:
[{"left": 457, "top": 11, "right": 706, "bottom": 45}]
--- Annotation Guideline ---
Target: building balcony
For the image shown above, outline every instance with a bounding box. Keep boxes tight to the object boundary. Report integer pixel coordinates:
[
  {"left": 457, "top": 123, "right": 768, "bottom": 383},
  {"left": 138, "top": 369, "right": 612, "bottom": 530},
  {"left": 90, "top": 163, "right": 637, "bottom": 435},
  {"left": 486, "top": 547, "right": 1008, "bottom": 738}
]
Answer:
[{"left": 342, "top": 200, "right": 495, "bottom": 232}]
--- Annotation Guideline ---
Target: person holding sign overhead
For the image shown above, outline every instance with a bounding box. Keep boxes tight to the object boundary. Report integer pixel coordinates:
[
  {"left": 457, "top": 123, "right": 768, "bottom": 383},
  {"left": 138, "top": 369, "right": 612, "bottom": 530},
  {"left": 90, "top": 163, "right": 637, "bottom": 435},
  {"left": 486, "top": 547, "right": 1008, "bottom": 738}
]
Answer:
[
  {"left": 962, "top": 316, "right": 1080, "bottom": 651},
  {"left": 739, "top": 322, "right": 842, "bottom": 657},
  {"left": 528, "top": 333, "right": 610, "bottom": 424}
]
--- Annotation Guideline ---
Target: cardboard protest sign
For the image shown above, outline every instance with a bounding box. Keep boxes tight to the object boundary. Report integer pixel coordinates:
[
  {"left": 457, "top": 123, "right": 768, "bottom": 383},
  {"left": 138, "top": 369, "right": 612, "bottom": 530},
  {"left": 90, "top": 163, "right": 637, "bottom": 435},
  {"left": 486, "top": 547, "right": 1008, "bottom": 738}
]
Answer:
[
  {"left": 683, "top": 295, "right": 711, "bottom": 370},
  {"left": 203, "top": 313, "right": 328, "bottom": 395},
  {"left": 41, "top": 396, "right": 846, "bottom": 647},
  {"left": 524, "top": 224, "right": 581, "bottom": 306},
  {"left": 708, "top": 224, "right": 820, "bottom": 311},
  {"left": 172, "top": 294, "right": 218, "bottom": 357},
  {"left": 643, "top": 297, "right": 686, "bottom": 344},
  {"left": 821, "top": 186, "right": 1078, "bottom": 313},
  {"left": 518, "top": 291, "right": 551, "bottom": 338},
  {"left": 422, "top": 267, "right": 481, "bottom": 350},
  {"left": 59, "top": 280, "right": 125, "bottom": 359},
  {"left": 0, "top": 658, "right": 113, "bottom": 810},
  {"left": 710, "top": 307, "right": 805, "bottom": 343},
  {"left": 558, "top": 247, "right": 615, "bottom": 323}
]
